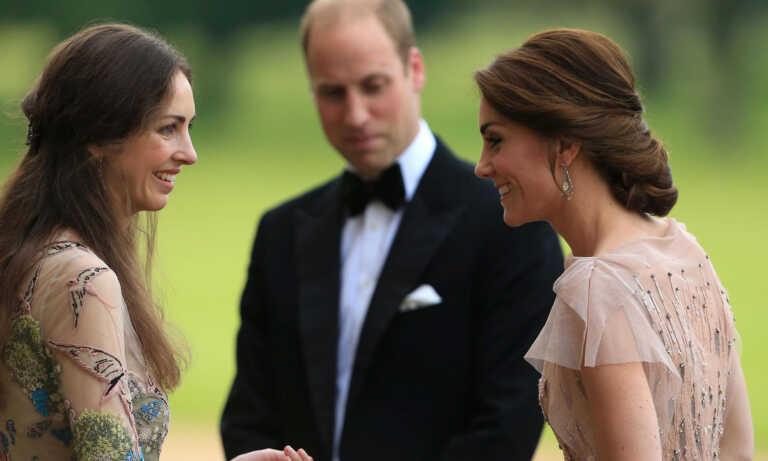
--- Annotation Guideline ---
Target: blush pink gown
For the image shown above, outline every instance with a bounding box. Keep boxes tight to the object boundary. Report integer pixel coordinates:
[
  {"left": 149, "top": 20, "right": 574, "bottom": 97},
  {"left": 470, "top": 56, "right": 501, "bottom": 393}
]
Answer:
[{"left": 525, "top": 218, "right": 743, "bottom": 460}]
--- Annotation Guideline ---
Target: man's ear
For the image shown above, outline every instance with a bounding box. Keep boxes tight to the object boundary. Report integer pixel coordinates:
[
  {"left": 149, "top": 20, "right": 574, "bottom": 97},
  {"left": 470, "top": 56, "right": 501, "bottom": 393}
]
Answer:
[{"left": 407, "top": 46, "right": 426, "bottom": 92}]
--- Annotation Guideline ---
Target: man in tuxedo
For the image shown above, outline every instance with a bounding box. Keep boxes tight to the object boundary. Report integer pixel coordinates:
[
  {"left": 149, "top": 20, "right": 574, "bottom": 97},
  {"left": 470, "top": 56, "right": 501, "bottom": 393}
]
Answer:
[{"left": 220, "top": 1, "right": 563, "bottom": 460}]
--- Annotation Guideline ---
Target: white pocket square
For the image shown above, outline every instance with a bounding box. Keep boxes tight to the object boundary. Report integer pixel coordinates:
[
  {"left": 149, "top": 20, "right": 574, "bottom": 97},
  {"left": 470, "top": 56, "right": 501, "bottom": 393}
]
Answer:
[{"left": 399, "top": 284, "right": 442, "bottom": 312}]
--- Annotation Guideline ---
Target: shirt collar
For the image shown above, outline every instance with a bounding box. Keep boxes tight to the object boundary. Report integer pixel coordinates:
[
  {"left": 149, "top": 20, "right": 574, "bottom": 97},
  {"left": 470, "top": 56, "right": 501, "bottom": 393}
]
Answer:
[
  {"left": 396, "top": 119, "right": 436, "bottom": 202},
  {"left": 343, "top": 119, "right": 436, "bottom": 203}
]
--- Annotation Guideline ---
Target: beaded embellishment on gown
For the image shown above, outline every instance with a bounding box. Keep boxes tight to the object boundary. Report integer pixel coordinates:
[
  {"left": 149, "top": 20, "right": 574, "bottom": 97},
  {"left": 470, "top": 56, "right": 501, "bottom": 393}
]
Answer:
[{"left": 525, "top": 218, "right": 740, "bottom": 460}]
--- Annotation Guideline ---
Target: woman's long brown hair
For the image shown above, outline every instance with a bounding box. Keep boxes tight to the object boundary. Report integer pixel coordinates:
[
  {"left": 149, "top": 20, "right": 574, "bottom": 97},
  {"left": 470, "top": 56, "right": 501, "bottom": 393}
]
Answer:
[{"left": 0, "top": 23, "right": 189, "bottom": 403}]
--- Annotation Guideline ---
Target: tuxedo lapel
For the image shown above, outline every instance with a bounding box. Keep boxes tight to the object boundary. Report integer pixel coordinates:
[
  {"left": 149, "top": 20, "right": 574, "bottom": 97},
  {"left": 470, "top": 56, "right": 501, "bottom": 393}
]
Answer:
[
  {"left": 346, "top": 144, "right": 467, "bottom": 408},
  {"left": 295, "top": 180, "right": 344, "bottom": 451}
]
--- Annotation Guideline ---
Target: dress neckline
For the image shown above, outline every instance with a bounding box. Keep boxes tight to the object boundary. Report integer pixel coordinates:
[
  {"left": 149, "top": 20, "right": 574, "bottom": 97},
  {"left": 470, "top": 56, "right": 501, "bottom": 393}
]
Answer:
[{"left": 564, "top": 217, "right": 678, "bottom": 268}]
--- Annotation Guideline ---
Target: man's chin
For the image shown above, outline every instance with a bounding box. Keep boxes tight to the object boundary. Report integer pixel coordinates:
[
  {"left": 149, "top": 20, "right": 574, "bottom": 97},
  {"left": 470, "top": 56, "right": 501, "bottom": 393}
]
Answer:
[
  {"left": 349, "top": 134, "right": 385, "bottom": 151},
  {"left": 341, "top": 150, "right": 390, "bottom": 174}
]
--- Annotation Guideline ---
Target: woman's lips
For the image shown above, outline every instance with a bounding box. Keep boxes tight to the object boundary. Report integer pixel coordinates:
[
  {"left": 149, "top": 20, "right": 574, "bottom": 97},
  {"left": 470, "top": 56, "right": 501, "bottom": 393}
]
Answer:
[
  {"left": 497, "top": 183, "right": 511, "bottom": 198},
  {"left": 152, "top": 169, "right": 179, "bottom": 191}
]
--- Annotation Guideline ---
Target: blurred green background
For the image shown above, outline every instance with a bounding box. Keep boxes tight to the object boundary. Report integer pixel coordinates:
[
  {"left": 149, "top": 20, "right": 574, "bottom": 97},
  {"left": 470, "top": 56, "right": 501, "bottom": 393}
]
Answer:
[{"left": 1, "top": 0, "right": 766, "bottom": 457}]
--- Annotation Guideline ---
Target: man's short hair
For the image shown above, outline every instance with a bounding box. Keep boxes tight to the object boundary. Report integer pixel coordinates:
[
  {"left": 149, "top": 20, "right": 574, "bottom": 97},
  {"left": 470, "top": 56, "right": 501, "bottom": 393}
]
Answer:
[{"left": 300, "top": 0, "right": 415, "bottom": 66}]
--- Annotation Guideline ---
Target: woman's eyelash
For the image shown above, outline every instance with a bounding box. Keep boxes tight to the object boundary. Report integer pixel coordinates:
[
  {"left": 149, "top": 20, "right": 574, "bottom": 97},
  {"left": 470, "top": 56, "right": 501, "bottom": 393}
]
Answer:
[{"left": 484, "top": 136, "right": 501, "bottom": 147}]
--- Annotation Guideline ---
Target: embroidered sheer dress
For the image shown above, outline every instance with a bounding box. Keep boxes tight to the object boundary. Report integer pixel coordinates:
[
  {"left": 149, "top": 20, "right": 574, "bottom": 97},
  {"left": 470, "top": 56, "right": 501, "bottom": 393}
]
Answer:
[
  {"left": 525, "top": 218, "right": 742, "bottom": 460},
  {"left": 0, "top": 241, "right": 170, "bottom": 460}
]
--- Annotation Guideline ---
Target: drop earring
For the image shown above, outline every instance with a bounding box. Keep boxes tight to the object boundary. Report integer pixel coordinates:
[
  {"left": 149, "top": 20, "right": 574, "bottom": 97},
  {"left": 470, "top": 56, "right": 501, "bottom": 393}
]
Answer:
[{"left": 560, "top": 163, "right": 574, "bottom": 200}]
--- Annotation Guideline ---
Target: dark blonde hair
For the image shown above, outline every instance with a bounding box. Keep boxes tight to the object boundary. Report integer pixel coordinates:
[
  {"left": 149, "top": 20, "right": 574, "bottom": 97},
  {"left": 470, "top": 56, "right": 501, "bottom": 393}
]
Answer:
[
  {"left": 0, "top": 23, "right": 189, "bottom": 397},
  {"left": 475, "top": 28, "right": 678, "bottom": 216},
  {"left": 300, "top": 0, "right": 415, "bottom": 66}
]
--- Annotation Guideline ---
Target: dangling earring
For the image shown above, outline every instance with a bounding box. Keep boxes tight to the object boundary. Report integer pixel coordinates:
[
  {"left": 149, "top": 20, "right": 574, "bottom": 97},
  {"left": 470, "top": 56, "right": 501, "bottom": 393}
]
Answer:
[{"left": 560, "top": 163, "right": 574, "bottom": 200}]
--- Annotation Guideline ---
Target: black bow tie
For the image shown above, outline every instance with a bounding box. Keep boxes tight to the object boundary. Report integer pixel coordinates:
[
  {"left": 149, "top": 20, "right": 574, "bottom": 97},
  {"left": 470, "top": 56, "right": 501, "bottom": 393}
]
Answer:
[{"left": 341, "top": 163, "right": 406, "bottom": 216}]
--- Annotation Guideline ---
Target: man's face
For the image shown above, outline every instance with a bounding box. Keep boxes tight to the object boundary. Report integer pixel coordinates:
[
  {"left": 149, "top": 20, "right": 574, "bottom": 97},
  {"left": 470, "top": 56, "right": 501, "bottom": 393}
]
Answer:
[{"left": 306, "top": 13, "right": 424, "bottom": 180}]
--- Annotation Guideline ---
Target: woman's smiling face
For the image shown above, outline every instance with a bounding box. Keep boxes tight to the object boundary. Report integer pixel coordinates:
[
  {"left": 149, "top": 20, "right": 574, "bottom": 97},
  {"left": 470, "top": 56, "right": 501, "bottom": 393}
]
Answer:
[
  {"left": 474, "top": 97, "right": 562, "bottom": 227},
  {"left": 104, "top": 71, "right": 197, "bottom": 216}
]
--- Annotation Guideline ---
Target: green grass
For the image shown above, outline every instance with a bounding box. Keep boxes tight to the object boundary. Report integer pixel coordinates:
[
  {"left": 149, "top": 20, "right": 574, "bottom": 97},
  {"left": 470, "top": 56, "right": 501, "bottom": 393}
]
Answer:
[{"left": 1, "top": 8, "right": 767, "bottom": 451}]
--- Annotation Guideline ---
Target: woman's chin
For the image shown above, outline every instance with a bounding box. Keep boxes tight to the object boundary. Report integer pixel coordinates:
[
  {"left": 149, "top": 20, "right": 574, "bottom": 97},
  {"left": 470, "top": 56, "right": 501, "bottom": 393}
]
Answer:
[
  {"left": 133, "top": 196, "right": 169, "bottom": 214},
  {"left": 502, "top": 209, "right": 527, "bottom": 228}
]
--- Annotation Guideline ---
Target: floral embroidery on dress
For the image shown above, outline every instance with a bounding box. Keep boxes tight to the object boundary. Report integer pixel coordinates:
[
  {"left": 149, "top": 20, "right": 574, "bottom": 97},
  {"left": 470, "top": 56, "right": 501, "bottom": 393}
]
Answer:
[
  {"left": 138, "top": 401, "right": 162, "bottom": 422},
  {"left": 16, "top": 242, "right": 87, "bottom": 317},
  {"left": 48, "top": 342, "right": 126, "bottom": 400},
  {"left": 71, "top": 409, "right": 137, "bottom": 461},
  {"left": 0, "top": 436, "right": 10, "bottom": 461},
  {"left": 68, "top": 266, "right": 113, "bottom": 328},
  {"left": 126, "top": 374, "right": 169, "bottom": 461},
  {"left": 1, "top": 241, "right": 169, "bottom": 460},
  {"left": 4, "top": 421, "right": 15, "bottom": 445},
  {"left": 20, "top": 267, "right": 41, "bottom": 314},
  {"left": 0, "top": 420, "right": 16, "bottom": 460},
  {"left": 51, "top": 425, "right": 73, "bottom": 445},
  {"left": 2, "top": 314, "right": 65, "bottom": 417},
  {"left": 1, "top": 314, "right": 72, "bottom": 450},
  {"left": 26, "top": 420, "right": 52, "bottom": 438},
  {"left": 46, "top": 241, "right": 87, "bottom": 256}
]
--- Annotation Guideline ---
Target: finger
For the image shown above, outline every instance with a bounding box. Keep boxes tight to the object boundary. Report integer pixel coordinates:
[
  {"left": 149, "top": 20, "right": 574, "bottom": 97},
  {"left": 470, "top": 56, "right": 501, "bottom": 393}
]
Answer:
[
  {"left": 265, "top": 448, "right": 291, "bottom": 461},
  {"left": 283, "top": 445, "right": 302, "bottom": 461},
  {"left": 230, "top": 449, "right": 286, "bottom": 461},
  {"left": 297, "top": 448, "right": 313, "bottom": 461}
]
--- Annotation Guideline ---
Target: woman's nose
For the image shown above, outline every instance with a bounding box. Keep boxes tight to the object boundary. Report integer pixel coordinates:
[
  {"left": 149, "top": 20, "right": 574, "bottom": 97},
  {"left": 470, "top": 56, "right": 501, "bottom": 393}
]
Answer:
[{"left": 474, "top": 157, "right": 492, "bottom": 179}]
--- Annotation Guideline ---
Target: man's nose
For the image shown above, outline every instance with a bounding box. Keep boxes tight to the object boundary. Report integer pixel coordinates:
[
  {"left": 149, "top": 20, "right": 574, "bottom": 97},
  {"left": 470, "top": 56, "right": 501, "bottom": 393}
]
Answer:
[{"left": 344, "top": 91, "right": 370, "bottom": 127}]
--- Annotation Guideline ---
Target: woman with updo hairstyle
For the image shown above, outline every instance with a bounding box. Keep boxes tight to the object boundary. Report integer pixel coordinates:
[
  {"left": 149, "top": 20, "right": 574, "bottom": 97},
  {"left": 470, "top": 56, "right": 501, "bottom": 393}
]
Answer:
[
  {"left": 474, "top": 29, "right": 753, "bottom": 460},
  {"left": 0, "top": 24, "right": 309, "bottom": 461}
]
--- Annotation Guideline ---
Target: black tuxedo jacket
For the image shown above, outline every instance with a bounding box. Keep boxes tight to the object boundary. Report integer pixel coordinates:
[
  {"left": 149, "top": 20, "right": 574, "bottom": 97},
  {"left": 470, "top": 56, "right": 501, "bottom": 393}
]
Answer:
[{"left": 221, "top": 140, "right": 563, "bottom": 461}]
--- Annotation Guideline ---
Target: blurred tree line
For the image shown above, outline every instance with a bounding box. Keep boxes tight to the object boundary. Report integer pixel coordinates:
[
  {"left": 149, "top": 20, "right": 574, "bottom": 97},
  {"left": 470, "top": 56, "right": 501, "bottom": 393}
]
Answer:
[
  {"left": 2, "top": 0, "right": 765, "bottom": 91},
  {"left": 2, "top": 0, "right": 767, "bottom": 147},
  {"left": 1, "top": 0, "right": 461, "bottom": 36}
]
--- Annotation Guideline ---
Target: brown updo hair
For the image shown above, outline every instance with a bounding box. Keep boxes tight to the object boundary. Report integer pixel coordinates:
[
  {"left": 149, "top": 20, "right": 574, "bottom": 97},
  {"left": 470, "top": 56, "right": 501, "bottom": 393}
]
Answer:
[{"left": 475, "top": 28, "right": 677, "bottom": 216}]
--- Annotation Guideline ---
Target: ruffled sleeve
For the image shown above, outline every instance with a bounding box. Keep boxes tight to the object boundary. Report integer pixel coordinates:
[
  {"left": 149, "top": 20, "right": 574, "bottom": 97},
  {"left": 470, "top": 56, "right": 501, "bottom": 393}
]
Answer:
[
  {"left": 525, "top": 256, "right": 683, "bottom": 439},
  {"left": 526, "top": 256, "right": 680, "bottom": 374},
  {"left": 34, "top": 250, "right": 142, "bottom": 461},
  {"left": 522, "top": 220, "right": 740, "bottom": 459}
]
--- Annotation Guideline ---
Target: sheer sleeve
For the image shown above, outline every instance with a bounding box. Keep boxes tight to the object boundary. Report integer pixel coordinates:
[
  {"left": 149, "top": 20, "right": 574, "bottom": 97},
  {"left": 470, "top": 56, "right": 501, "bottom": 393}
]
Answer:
[
  {"left": 525, "top": 257, "right": 682, "bottom": 432},
  {"left": 524, "top": 220, "right": 742, "bottom": 459},
  {"left": 35, "top": 250, "right": 142, "bottom": 461},
  {"left": 527, "top": 258, "right": 678, "bottom": 371}
]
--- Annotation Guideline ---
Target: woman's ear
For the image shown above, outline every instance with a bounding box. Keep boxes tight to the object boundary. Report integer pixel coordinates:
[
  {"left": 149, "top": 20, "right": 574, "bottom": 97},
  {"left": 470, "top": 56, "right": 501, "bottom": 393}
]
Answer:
[
  {"left": 557, "top": 138, "right": 581, "bottom": 166},
  {"left": 86, "top": 143, "right": 105, "bottom": 160},
  {"left": 87, "top": 141, "right": 122, "bottom": 162}
]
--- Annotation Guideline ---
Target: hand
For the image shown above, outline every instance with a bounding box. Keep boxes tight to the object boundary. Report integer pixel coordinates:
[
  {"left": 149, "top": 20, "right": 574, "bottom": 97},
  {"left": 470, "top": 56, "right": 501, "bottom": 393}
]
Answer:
[
  {"left": 230, "top": 449, "right": 288, "bottom": 461},
  {"left": 283, "top": 446, "right": 313, "bottom": 461},
  {"left": 230, "top": 446, "right": 313, "bottom": 461}
]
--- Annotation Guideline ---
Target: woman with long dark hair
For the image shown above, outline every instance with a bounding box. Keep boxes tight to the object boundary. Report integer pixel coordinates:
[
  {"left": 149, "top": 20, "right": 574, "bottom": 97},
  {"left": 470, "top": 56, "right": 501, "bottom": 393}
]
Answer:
[
  {"left": 0, "top": 23, "right": 311, "bottom": 461},
  {"left": 474, "top": 29, "right": 754, "bottom": 460},
  {"left": 0, "top": 23, "right": 195, "bottom": 461}
]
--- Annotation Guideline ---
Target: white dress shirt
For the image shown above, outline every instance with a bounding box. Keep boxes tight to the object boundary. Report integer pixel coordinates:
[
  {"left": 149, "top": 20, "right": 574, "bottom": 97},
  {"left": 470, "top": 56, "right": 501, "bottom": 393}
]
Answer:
[{"left": 333, "top": 119, "right": 436, "bottom": 461}]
